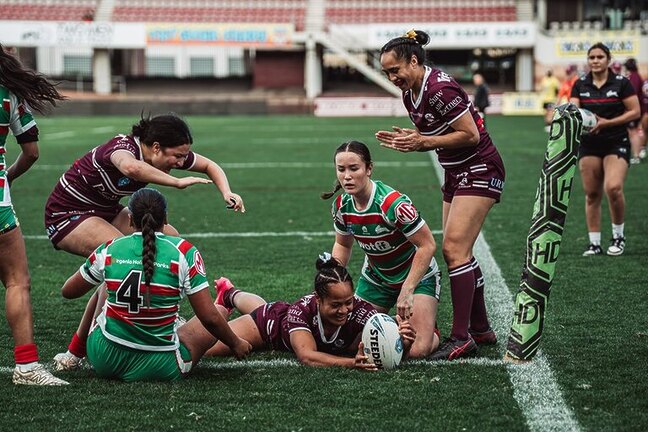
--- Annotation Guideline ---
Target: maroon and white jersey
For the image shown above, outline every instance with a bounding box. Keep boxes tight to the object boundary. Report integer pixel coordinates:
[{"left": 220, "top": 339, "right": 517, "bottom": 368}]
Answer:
[
  {"left": 51, "top": 135, "right": 196, "bottom": 209},
  {"left": 403, "top": 66, "right": 499, "bottom": 168},
  {"left": 281, "top": 294, "right": 377, "bottom": 354}
]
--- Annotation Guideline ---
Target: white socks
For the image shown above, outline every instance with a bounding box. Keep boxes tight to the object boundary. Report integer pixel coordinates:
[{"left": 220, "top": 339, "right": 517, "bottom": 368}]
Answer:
[
  {"left": 16, "top": 361, "right": 38, "bottom": 372},
  {"left": 588, "top": 232, "right": 601, "bottom": 246},
  {"left": 612, "top": 223, "right": 624, "bottom": 239}
]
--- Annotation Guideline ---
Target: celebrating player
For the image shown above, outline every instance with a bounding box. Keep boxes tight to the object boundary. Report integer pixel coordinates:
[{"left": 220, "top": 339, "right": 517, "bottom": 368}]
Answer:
[
  {"left": 61, "top": 188, "right": 251, "bottom": 382},
  {"left": 49, "top": 113, "right": 246, "bottom": 370},
  {"left": 202, "top": 253, "right": 416, "bottom": 369},
  {"left": 569, "top": 43, "right": 640, "bottom": 256},
  {"left": 322, "top": 140, "right": 440, "bottom": 359},
  {"left": 375, "top": 30, "right": 505, "bottom": 361},
  {"left": 0, "top": 45, "right": 68, "bottom": 385}
]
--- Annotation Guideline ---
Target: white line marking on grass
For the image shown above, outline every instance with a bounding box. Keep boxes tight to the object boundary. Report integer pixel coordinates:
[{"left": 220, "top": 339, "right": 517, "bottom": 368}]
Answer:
[
  {"left": 428, "top": 152, "right": 580, "bottom": 432},
  {"left": 43, "top": 131, "right": 76, "bottom": 140},
  {"left": 30, "top": 161, "right": 433, "bottom": 171},
  {"left": 23, "top": 230, "right": 443, "bottom": 241},
  {"left": 91, "top": 126, "right": 116, "bottom": 134}
]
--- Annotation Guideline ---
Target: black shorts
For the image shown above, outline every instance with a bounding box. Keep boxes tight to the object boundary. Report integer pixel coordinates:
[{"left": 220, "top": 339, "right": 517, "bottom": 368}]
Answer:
[{"left": 579, "top": 138, "right": 630, "bottom": 163}]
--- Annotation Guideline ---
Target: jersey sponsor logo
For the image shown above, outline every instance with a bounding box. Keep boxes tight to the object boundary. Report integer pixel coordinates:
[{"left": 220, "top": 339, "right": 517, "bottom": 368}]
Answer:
[
  {"left": 395, "top": 202, "right": 418, "bottom": 224},
  {"left": 580, "top": 92, "right": 590, "bottom": 97},
  {"left": 437, "top": 71, "right": 451, "bottom": 83},
  {"left": 375, "top": 226, "right": 390, "bottom": 235},
  {"left": 193, "top": 250, "right": 206, "bottom": 276},
  {"left": 490, "top": 178, "right": 505, "bottom": 191},
  {"left": 606, "top": 90, "right": 619, "bottom": 97},
  {"left": 358, "top": 240, "right": 392, "bottom": 252},
  {"left": 117, "top": 177, "right": 131, "bottom": 187},
  {"left": 439, "top": 96, "right": 463, "bottom": 116}
]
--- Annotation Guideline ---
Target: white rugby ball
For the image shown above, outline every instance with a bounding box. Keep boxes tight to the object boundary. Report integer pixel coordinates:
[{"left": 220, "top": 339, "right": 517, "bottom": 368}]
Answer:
[
  {"left": 362, "top": 313, "right": 403, "bottom": 370},
  {"left": 578, "top": 108, "right": 598, "bottom": 134}
]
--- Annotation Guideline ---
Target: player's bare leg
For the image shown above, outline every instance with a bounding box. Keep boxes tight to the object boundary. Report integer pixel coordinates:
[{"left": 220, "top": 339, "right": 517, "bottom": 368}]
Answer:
[
  {"left": 407, "top": 294, "right": 439, "bottom": 358},
  {"left": 0, "top": 227, "right": 68, "bottom": 384}
]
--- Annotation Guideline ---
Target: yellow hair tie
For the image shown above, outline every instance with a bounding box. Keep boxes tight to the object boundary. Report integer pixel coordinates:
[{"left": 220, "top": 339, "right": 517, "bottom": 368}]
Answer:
[{"left": 405, "top": 29, "right": 417, "bottom": 40}]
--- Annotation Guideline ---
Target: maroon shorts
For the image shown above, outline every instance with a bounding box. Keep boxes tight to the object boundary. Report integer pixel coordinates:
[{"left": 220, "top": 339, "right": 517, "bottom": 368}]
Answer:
[
  {"left": 250, "top": 302, "right": 291, "bottom": 352},
  {"left": 44, "top": 192, "right": 124, "bottom": 247},
  {"left": 442, "top": 153, "right": 506, "bottom": 203}
]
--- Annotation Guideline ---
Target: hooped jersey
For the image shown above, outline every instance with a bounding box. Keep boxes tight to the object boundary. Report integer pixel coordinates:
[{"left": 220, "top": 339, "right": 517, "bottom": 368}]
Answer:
[
  {"left": 332, "top": 180, "right": 439, "bottom": 288},
  {"left": 0, "top": 86, "right": 38, "bottom": 205},
  {"left": 403, "top": 66, "right": 499, "bottom": 168},
  {"left": 54, "top": 134, "right": 196, "bottom": 209},
  {"left": 80, "top": 233, "right": 209, "bottom": 351}
]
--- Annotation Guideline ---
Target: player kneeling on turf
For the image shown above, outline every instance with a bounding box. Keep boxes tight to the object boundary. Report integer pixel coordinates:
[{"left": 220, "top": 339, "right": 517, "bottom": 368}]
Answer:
[{"left": 61, "top": 188, "right": 251, "bottom": 382}]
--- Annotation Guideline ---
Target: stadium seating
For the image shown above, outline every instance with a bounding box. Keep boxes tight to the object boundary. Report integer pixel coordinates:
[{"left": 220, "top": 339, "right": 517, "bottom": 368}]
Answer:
[
  {"left": 112, "top": 0, "right": 307, "bottom": 30},
  {"left": 324, "top": 0, "right": 518, "bottom": 24},
  {"left": 0, "top": 0, "right": 98, "bottom": 21}
]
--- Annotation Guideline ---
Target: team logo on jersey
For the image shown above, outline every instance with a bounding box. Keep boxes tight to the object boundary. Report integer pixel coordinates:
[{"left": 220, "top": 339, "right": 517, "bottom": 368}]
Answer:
[
  {"left": 375, "top": 226, "right": 390, "bottom": 235},
  {"left": 606, "top": 90, "right": 618, "bottom": 97},
  {"left": 395, "top": 202, "right": 418, "bottom": 224},
  {"left": 193, "top": 251, "right": 206, "bottom": 276},
  {"left": 334, "top": 339, "right": 345, "bottom": 348},
  {"left": 362, "top": 226, "right": 368, "bottom": 234},
  {"left": 118, "top": 177, "right": 131, "bottom": 187}
]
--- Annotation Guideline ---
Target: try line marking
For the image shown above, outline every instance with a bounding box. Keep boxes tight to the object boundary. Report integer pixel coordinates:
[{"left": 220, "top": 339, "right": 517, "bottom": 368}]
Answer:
[
  {"left": 23, "top": 230, "right": 443, "bottom": 241},
  {"left": 428, "top": 152, "right": 580, "bottom": 432}
]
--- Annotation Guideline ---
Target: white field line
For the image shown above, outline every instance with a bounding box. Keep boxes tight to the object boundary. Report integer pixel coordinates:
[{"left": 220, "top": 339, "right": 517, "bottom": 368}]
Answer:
[
  {"left": 23, "top": 230, "right": 443, "bottom": 241},
  {"left": 29, "top": 161, "right": 433, "bottom": 171},
  {"left": 428, "top": 152, "right": 580, "bottom": 432},
  {"left": 0, "top": 357, "right": 514, "bottom": 376}
]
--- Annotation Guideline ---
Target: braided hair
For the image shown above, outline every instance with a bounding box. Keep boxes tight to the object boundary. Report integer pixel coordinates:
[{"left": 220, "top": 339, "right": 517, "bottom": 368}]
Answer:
[
  {"left": 380, "top": 29, "right": 431, "bottom": 65},
  {"left": 131, "top": 113, "right": 193, "bottom": 149},
  {"left": 0, "top": 44, "right": 66, "bottom": 114},
  {"left": 313, "top": 252, "right": 353, "bottom": 298},
  {"left": 128, "top": 188, "right": 167, "bottom": 307},
  {"left": 320, "top": 140, "right": 373, "bottom": 200}
]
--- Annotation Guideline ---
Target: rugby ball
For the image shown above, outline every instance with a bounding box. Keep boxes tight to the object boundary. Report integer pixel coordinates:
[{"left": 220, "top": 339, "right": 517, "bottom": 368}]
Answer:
[
  {"left": 578, "top": 108, "right": 598, "bottom": 134},
  {"left": 362, "top": 313, "right": 403, "bottom": 370}
]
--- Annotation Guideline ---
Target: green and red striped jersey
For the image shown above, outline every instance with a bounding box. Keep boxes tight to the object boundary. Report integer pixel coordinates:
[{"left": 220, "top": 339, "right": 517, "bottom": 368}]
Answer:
[
  {"left": 80, "top": 232, "right": 209, "bottom": 351},
  {"left": 0, "top": 86, "right": 37, "bottom": 206},
  {"left": 332, "top": 180, "right": 439, "bottom": 288}
]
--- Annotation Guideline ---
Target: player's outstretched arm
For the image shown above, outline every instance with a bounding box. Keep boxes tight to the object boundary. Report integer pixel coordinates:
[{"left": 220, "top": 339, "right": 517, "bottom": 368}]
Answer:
[
  {"left": 190, "top": 153, "right": 245, "bottom": 212},
  {"left": 290, "top": 330, "right": 377, "bottom": 370},
  {"left": 332, "top": 233, "right": 354, "bottom": 267},
  {"left": 396, "top": 224, "right": 435, "bottom": 320},
  {"left": 111, "top": 151, "right": 211, "bottom": 189}
]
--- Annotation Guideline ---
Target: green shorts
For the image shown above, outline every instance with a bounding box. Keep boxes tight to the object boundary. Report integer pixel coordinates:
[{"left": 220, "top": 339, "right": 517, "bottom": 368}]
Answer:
[
  {"left": 87, "top": 328, "right": 192, "bottom": 382},
  {"left": 0, "top": 205, "right": 18, "bottom": 234},
  {"left": 356, "top": 272, "right": 441, "bottom": 310}
]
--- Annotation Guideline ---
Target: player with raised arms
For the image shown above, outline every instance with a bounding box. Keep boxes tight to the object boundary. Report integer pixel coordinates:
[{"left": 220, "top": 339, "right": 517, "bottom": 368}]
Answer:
[
  {"left": 60, "top": 188, "right": 251, "bottom": 381},
  {"left": 49, "top": 113, "right": 246, "bottom": 370},
  {"left": 322, "top": 140, "right": 440, "bottom": 359},
  {"left": 200, "top": 253, "right": 416, "bottom": 369},
  {"left": 375, "top": 30, "right": 505, "bottom": 360},
  {"left": 0, "top": 44, "right": 68, "bottom": 385}
]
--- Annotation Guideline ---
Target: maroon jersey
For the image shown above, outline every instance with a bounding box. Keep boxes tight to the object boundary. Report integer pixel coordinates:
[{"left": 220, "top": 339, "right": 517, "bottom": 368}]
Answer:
[
  {"left": 403, "top": 66, "right": 499, "bottom": 168},
  {"left": 254, "top": 295, "right": 377, "bottom": 355},
  {"left": 50, "top": 135, "right": 196, "bottom": 209}
]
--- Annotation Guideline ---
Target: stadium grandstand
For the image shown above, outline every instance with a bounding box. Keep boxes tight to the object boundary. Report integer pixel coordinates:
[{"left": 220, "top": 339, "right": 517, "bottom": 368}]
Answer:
[{"left": 0, "top": 0, "right": 646, "bottom": 115}]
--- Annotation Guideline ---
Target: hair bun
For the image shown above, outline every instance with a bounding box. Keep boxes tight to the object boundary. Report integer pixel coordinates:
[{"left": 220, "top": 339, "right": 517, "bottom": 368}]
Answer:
[{"left": 316, "top": 252, "right": 339, "bottom": 270}]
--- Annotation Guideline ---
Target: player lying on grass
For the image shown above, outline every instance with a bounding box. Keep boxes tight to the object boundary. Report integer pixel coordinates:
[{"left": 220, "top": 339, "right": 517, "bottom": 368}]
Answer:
[
  {"left": 197, "top": 253, "right": 416, "bottom": 370},
  {"left": 61, "top": 188, "right": 251, "bottom": 382},
  {"left": 49, "top": 113, "right": 246, "bottom": 371}
]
